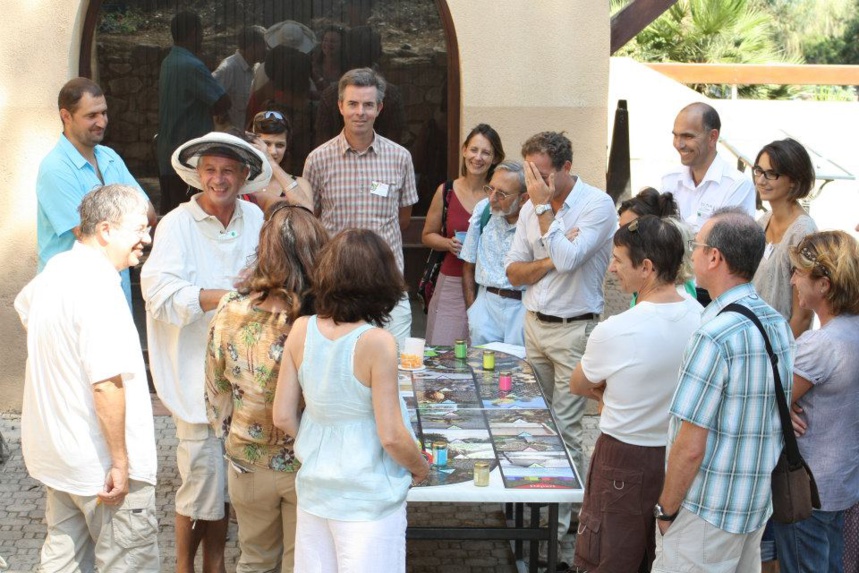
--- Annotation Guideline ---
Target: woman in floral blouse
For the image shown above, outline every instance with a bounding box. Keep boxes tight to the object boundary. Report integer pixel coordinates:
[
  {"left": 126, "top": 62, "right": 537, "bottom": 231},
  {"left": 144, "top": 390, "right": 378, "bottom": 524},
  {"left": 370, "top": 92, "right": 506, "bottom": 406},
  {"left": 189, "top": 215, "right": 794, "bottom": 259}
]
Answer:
[{"left": 206, "top": 204, "right": 328, "bottom": 572}]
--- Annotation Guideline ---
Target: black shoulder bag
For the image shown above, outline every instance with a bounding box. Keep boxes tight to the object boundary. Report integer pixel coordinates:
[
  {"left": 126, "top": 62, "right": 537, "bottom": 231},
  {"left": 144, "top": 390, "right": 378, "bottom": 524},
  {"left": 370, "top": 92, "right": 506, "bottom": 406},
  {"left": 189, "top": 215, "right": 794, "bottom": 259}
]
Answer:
[
  {"left": 416, "top": 181, "right": 453, "bottom": 313},
  {"left": 719, "top": 303, "right": 821, "bottom": 524}
]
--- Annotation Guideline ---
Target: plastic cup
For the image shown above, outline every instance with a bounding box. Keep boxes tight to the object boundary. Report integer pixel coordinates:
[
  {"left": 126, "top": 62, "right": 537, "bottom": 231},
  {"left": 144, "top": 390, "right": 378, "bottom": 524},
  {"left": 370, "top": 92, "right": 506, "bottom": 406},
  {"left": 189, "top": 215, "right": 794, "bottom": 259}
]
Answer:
[
  {"left": 455, "top": 231, "right": 468, "bottom": 259},
  {"left": 401, "top": 337, "right": 425, "bottom": 370}
]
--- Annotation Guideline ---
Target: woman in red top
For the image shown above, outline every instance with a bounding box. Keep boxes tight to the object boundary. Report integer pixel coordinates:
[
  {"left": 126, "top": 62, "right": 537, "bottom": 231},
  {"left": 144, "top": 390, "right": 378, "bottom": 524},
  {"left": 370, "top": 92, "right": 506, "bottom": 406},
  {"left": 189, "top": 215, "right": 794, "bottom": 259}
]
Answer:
[{"left": 421, "top": 124, "right": 504, "bottom": 345}]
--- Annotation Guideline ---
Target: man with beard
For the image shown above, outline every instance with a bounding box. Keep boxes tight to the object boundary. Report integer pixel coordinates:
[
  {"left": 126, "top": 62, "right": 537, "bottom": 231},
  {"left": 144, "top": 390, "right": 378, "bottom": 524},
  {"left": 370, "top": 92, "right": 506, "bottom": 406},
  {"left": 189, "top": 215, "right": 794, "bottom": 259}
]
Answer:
[
  {"left": 36, "top": 77, "right": 156, "bottom": 306},
  {"left": 461, "top": 160, "right": 530, "bottom": 346}
]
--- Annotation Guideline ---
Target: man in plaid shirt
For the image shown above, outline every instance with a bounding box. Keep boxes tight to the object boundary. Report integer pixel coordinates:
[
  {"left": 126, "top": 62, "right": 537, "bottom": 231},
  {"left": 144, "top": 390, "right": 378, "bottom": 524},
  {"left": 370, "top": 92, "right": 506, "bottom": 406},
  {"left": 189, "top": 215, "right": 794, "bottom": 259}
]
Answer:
[
  {"left": 303, "top": 67, "right": 417, "bottom": 348},
  {"left": 653, "top": 208, "right": 794, "bottom": 572}
]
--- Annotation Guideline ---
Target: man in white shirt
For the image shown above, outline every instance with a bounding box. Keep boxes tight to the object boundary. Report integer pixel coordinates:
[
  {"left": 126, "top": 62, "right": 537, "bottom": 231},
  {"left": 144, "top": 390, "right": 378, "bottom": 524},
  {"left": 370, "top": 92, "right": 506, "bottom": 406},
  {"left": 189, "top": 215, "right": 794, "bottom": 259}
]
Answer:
[
  {"left": 16, "top": 184, "right": 159, "bottom": 572},
  {"left": 505, "top": 132, "right": 617, "bottom": 549},
  {"left": 213, "top": 26, "right": 267, "bottom": 129},
  {"left": 142, "top": 132, "right": 270, "bottom": 573},
  {"left": 662, "top": 102, "right": 756, "bottom": 305},
  {"left": 661, "top": 102, "right": 755, "bottom": 233}
]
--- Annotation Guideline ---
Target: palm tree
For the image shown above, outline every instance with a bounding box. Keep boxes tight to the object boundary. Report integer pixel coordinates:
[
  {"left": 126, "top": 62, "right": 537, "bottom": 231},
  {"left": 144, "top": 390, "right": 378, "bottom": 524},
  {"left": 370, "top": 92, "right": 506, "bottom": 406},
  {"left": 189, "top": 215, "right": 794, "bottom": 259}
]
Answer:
[{"left": 617, "top": 0, "right": 801, "bottom": 98}]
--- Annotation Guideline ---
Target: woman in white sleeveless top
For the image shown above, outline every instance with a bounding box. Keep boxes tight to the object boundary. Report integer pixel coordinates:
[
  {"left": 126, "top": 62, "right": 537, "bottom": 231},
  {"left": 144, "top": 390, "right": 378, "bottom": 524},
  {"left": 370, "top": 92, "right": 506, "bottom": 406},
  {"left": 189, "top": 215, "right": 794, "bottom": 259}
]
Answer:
[{"left": 274, "top": 229, "right": 429, "bottom": 572}]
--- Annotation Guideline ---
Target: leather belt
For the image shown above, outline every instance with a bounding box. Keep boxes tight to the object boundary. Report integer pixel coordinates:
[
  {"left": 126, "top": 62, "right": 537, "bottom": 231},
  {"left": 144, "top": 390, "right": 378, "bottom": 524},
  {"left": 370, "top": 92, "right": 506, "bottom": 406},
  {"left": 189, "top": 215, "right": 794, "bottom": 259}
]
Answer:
[
  {"left": 534, "top": 311, "right": 597, "bottom": 324},
  {"left": 486, "top": 287, "right": 522, "bottom": 300}
]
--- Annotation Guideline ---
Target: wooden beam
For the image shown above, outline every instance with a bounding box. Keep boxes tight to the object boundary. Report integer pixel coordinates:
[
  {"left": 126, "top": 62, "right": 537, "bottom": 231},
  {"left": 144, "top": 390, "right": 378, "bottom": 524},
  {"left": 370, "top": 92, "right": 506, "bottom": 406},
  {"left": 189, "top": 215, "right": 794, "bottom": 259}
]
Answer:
[
  {"left": 646, "top": 63, "right": 859, "bottom": 86},
  {"left": 610, "top": 0, "right": 677, "bottom": 55}
]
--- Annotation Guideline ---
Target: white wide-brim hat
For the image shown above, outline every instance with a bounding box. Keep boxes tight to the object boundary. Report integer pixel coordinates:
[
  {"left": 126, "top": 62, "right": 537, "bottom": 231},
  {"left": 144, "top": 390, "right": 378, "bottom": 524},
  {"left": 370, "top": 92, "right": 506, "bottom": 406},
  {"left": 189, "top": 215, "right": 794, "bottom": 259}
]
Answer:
[
  {"left": 171, "top": 132, "right": 272, "bottom": 194},
  {"left": 265, "top": 20, "right": 317, "bottom": 53}
]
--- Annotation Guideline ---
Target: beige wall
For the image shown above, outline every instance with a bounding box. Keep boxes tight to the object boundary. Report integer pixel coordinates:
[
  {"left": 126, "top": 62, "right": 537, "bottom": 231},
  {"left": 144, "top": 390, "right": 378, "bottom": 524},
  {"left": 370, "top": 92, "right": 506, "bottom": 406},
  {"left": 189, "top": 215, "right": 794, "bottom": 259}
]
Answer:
[
  {"left": 0, "top": 0, "right": 610, "bottom": 411},
  {"left": 0, "top": 0, "right": 89, "bottom": 411},
  {"left": 449, "top": 0, "right": 610, "bottom": 186}
]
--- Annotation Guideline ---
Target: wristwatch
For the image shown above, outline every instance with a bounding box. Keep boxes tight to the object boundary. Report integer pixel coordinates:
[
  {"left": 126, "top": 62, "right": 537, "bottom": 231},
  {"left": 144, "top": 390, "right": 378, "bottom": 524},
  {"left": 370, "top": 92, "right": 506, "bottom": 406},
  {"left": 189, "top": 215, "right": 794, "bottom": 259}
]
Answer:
[
  {"left": 534, "top": 203, "right": 552, "bottom": 216},
  {"left": 654, "top": 503, "right": 678, "bottom": 522}
]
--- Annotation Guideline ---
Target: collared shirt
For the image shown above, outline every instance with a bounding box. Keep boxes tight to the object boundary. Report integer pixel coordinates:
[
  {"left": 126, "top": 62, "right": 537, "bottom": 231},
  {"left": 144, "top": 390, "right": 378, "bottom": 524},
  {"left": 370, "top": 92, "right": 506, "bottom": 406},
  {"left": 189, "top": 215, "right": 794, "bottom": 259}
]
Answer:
[
  {"left": 36, "top": 134, "right": 146, "bottom": 270},
  {"left": 304, "top": 131, "right": 418, "bottom": 273},
  {"left": 461, "top": 198, "right": 521, "bottom": 291},
  {"left": 661, "top": 152, "right": 756, "bottom": 232},
  {"left": 16, "top": 242, "right": 157, "bottom": 496},
  {"left": 206, "top": 292, "right": 298, "bottom": 473},
  {"left": 141, "top": 194, "right": 263, "bottom": 424},
  {"left": 157, "top": 46, "right": 226, "bottom": 175},
  {"left": 668, "top": 283, "right": 794, "bottom": 534},
  {"left": 213, "top": 50, "right": 254, "bottom": 129},
  {"left": 504, "top": 177, "right": 617, "bottom": 317}
]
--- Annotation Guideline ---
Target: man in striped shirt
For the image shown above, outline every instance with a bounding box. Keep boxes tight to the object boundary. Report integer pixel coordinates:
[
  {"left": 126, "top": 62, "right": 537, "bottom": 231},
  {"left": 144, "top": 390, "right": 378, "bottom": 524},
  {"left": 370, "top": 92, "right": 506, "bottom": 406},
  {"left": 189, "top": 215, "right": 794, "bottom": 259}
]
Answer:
[
  {"left": 303, "top": 67, "right": 418, "bottom": 348},
  {"left": 653, "top": 208, "right": 794, "bottom": 572}
]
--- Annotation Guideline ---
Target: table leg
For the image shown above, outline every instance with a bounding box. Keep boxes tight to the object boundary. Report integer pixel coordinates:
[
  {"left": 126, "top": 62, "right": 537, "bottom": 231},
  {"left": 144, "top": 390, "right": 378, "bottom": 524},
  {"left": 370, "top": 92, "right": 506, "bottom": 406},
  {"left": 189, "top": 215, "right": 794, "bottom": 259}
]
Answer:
[
  {"left": 515, "top": 503, "right": 523, "bottom": 559},
  {"left": 547, "top": 503, "right": 559, "bottom": 573},
  {"left": 529, "top": 504, "right": 540, "bottom": 573}
]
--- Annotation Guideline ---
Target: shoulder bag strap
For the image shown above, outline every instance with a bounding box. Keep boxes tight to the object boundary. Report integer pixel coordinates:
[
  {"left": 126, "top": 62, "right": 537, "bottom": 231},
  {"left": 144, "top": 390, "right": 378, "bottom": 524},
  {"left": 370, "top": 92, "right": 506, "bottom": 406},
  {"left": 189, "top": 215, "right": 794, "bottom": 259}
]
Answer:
[
  {"left": 718, "top": 303, "right": 802, "bottom": 468},
  {"left": 479, "top": 201, "right": 492, "bottom": 232},
  {"left": 441, "top": 180, "right": 453, "bottom": 238}
]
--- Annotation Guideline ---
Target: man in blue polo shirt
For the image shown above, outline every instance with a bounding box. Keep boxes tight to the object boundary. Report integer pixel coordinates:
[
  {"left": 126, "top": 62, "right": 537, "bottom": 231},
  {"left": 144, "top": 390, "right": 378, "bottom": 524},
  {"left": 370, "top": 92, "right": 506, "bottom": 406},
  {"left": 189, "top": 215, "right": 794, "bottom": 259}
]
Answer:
[
  {"left": 36, "top": 77, "right": 155, "bottom": 306},
  {"left": 157, "top": 11, "right": 231, "bottom": 215}
]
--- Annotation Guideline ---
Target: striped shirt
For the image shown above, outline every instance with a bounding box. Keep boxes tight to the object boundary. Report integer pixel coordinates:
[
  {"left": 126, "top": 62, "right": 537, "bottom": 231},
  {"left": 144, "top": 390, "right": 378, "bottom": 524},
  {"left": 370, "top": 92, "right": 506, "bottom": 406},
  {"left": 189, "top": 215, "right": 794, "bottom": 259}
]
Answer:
[
  {"left": 303, "top": 131, "right": 418, "bottom": 272},
  {"left": 668, "top": 283, "right": 794, "bottom": 534}
]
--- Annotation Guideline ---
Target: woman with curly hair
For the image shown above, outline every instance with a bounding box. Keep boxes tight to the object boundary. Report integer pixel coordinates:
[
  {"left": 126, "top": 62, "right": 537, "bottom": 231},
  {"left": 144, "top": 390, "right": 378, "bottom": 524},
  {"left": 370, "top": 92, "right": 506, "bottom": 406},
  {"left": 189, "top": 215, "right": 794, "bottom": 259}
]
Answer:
[{"left": 205, "top": 204, "right": 329, "bottom": 573}]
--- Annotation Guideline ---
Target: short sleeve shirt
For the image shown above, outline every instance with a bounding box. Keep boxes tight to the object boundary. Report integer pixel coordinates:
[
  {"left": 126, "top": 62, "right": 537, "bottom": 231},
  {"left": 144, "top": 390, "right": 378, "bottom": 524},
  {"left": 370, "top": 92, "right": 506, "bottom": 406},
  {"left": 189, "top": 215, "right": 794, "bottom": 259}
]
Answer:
[
  {"left": 461, "top": 198, "right": 521, "bottom": 291},
  {"left": 303, "top": 132, "right": 418, "bottom": 273},
  {"left": 668, "top": 283, "right": 794, "bottom": 534},
  {"left": 157, "top": 46, "right": 226, "bottom": 175},
  {"left": 36, "top": 135, "right": 146, "bottom": 270}
]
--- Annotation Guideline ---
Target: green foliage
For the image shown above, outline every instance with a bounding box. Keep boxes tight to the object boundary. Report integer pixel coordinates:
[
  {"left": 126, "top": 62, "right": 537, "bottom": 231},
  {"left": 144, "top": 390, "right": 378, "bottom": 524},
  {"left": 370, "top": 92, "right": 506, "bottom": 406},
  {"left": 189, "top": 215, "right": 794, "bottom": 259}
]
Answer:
[
  {"left": 619, "top": 0, "right": 801, "bottom": 99},
  {"left": 98, "top": 8, "right": 149, "bottom": 35}
]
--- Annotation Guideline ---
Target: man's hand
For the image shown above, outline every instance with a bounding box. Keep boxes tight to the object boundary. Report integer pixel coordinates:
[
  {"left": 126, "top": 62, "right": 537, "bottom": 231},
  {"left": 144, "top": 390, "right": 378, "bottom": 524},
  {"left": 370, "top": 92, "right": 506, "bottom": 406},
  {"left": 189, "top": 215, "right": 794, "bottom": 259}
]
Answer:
[
  {"left": 98, "top": 465, "right": 129, "bottom": 506},
  {"left": 790, "top": 403, "right": 808, "bottom": 437},
  {"left": 525, "top": 161, "right": 554, "bottom": 205},
  {"left": 657, "top": 519, "right": 671, "bottom": 536}
]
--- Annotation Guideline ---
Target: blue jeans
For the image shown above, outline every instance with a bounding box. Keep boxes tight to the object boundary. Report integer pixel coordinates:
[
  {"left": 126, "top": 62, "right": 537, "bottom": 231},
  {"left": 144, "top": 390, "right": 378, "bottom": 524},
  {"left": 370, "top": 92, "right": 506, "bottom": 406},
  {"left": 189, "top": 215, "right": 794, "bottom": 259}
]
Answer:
[{"left": 773, "top": 509, "right": 845, "bottom": 573}]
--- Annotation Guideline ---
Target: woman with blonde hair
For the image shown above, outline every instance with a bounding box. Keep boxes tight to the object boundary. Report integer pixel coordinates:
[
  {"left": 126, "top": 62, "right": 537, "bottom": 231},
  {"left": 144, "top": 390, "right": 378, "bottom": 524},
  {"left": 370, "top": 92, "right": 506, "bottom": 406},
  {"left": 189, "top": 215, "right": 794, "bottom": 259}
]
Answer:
[{"left": 772, "top": 230, "right": 859, "bottom": 573}]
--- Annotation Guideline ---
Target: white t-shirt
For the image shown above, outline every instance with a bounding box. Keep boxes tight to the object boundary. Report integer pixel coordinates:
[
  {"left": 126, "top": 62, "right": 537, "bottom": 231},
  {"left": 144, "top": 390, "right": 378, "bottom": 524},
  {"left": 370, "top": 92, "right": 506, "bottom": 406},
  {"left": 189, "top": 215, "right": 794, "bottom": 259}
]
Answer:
[
  {"left": 16, "top": 243, "right": 157, "bottom": 495},
  {"left": 580, "top": 298, "right": 702, "bottom": 446},
  {"left": 142, "top": 195, "right": 263, "bottom": 424}
]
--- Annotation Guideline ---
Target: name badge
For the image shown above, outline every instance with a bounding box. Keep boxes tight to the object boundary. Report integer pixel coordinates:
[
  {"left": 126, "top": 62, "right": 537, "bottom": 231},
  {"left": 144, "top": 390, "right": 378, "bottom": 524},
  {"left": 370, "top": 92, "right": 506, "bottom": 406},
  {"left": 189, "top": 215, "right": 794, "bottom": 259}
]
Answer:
[
  {"left": 370, "top": 181, "right": 390, "bottom": 197},
  {"left": 764, "top": 243, "right": 774, "bottom": 260},
  {"left": 219, "top": 230, "right": 239, "bottom": 241}
]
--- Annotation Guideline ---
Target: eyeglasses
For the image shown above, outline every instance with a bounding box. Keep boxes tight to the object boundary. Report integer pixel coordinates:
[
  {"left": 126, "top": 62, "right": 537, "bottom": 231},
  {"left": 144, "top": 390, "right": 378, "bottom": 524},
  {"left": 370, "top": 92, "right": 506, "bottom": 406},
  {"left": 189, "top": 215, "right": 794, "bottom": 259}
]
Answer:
[
  {"left": 116, "top": 225, "right": 151, "bottom": 240},
  {"left": 483, "top": 185, "right": 513, "bottom": 201},
  {"left": 798, "top": 246, "right": 831, "bottom": 277},
  {"left": 752, "top": 166, "right": 781, "bottom": 181},
  {"left": 687, "top": 240, "right": 711, "bottom": 252},
  {"left": 263, "top": 110, "right": 284, "bottom": 121}
]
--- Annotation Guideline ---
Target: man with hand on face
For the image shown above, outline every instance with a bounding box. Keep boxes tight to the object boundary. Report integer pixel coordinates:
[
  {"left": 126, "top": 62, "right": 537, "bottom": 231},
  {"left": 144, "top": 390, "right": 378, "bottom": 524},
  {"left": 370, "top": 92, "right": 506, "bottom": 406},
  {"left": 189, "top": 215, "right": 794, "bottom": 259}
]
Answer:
[
  {"left": 303, "top": 67, "right": 417, "bottom": 349},
  {"left": 36, "top": 77, "right": 156, "bottom": 307},
  {"left": 505, "top": 131, "right": 617, "bottom": 550},
  {"left": 461, "top": 160, "right": 530, "bottom": 347},
  {"left": 142, "top": 132, "right": 270, "bottom": 573},
  {"left": 17, "top": 184, "right": 159, "bottom": 573}
]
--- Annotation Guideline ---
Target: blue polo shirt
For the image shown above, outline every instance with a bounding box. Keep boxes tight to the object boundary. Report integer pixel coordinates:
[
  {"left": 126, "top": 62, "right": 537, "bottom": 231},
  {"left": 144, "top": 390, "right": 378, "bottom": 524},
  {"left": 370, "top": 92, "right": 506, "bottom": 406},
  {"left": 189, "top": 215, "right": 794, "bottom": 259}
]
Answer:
[
  {"left": 36, "top": 134, "right": 148, "bottom": 303},
  {"left": 156, "top": 46, "right": 226, "bottom": 175}
]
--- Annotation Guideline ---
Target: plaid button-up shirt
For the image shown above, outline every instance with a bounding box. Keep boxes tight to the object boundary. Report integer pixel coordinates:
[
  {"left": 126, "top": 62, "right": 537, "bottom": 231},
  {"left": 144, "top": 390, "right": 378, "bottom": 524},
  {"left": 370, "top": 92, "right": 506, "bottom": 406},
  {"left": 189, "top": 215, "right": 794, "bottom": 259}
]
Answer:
[
  {"left": 304, "top": 131, "right": 417, "bottom": 273},
  {"left": 668, "top": 283, "right": 794, "bottom": 534}
]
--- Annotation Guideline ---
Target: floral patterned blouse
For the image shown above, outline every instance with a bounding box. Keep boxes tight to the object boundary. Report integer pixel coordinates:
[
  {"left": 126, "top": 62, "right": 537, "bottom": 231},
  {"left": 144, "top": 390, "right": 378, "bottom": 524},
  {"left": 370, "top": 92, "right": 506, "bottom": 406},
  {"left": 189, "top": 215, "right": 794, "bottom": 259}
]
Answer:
[{"left": 205, "top": 291, "right": 298, "bottom": 472}]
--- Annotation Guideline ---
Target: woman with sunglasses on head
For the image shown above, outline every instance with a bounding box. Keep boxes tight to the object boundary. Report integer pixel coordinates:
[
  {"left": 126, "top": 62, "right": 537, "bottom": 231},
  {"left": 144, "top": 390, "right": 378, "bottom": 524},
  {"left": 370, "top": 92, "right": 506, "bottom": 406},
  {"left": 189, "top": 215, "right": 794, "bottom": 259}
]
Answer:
[
  {"left": 751, "top": 138, "right": 818, "bottom": 339},
  {"left": 245, "top": 110, "right": 313, "bottom": 212},
  {"left": 770, "top": 231, "right": 859, "bottom": 573},
  {"left": 205, "top": 204, "right": 329, "bottom": 573},
  {"left": 421, "top": 123, "right": 505, "bottom": 345}
]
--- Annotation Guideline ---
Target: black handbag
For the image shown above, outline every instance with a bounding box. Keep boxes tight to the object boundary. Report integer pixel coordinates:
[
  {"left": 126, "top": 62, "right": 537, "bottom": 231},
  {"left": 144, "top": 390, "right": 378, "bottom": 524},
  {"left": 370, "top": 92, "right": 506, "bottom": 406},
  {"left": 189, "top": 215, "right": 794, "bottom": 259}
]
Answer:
[
  {"left": 416, "top": 181, "right": 453, "bottom": 313},
  {"left": 719, "top": 303, "right": 821, "bottom": 524}
]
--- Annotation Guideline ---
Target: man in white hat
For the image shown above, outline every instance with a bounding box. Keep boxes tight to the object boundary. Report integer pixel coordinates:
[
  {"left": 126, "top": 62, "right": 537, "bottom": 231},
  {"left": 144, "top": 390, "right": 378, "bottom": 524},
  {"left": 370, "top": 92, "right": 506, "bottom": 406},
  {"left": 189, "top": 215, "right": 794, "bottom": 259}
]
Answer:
[{"left": 141, "top": 132, "right": 270, "bottom": 573}]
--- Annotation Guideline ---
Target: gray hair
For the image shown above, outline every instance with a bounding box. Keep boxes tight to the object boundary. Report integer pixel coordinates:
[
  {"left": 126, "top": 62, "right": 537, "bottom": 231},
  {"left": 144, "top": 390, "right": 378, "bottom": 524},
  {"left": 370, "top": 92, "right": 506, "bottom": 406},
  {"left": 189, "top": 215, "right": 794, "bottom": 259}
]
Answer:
[
  {"left": 494, "top": 160, "right": 526, "bottom": 194},
  {"left": 338, "top": 67, "right": 386, "bottom": 104},
  {"left": 704, "top": 207, "right": 765, "bottom": 281},
  {"left": 78, "top": 184, "right": 148, "bottom": 237}
]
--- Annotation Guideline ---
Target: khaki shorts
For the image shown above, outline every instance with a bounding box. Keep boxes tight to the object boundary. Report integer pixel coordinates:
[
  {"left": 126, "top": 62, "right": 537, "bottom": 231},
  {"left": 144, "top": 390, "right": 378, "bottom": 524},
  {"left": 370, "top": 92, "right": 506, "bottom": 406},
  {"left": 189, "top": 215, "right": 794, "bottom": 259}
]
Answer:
[{"left": 174, "top": 418, "right": 228, "bottom": 521}]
